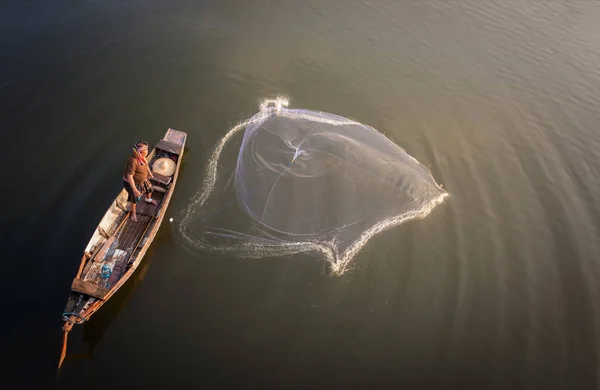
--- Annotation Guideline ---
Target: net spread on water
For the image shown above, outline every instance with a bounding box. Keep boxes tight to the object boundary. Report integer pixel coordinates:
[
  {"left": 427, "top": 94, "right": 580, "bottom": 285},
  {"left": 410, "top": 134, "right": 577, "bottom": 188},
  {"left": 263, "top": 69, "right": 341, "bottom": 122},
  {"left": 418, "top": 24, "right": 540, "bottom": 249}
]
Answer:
[{"left": 179, "top": 98, "right": 447, "bottom": 275}]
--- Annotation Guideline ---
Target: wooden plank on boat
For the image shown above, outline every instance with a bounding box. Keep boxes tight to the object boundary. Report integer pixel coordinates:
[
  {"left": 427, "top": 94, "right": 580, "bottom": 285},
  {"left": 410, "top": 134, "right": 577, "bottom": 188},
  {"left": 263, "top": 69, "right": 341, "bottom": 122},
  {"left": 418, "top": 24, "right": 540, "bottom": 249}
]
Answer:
[
  {"left": 71, "top": 279, "right": 109, "bottom": 299},
  {"left": 74, "top": 255, "right": 88, "bottom": 280},
  {"left": 164, "top": 128, "right": 187, "bottom": 146},
  {"left": 116, "top": 201, "right": 128, "bottom": 212},
  {"left": 155, "top": 139, "right": 182, "bottom": 155},
  {"left": 151, "top": 172, "right": 171, "bottom": 186},
  {"left": 136, "top": 192, "right": 162, "bottom": 216},
  {"left": 98, "top": 226, "right": 110, "bottom": 239},
  {"left": 94, "top": 235, "right": 116, "bottom": 262}
]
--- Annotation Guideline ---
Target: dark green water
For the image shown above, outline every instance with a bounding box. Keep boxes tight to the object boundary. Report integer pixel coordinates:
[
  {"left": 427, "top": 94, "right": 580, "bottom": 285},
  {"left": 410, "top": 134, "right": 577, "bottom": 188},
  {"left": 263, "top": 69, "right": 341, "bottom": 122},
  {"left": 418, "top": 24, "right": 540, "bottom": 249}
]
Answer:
[{"left": 3, "top": 2, "right": 600, "bottom": 389}]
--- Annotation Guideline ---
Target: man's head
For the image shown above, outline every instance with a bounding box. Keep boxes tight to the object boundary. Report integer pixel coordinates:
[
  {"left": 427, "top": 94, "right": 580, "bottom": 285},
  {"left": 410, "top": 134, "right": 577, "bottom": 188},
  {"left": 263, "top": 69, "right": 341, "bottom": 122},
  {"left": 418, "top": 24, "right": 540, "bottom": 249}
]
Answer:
[{"left": 135, "top": 141, "right": 149, "bottom": 156}]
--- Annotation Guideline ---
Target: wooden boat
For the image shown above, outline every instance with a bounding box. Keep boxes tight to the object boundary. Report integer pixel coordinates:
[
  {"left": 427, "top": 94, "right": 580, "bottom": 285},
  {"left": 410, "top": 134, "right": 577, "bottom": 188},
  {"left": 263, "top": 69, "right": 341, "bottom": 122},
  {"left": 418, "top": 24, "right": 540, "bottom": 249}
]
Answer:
[{"left": 58, "top": 128, "right": 187, "bottom": 370}]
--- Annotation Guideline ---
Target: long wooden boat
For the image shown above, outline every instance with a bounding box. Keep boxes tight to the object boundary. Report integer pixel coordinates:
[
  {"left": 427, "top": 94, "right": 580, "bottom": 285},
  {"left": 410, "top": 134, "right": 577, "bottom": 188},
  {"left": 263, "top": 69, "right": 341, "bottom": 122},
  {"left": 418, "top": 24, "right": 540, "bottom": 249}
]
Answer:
[{"left": 58, "top": 128, "right": 187, "bottom": 370}]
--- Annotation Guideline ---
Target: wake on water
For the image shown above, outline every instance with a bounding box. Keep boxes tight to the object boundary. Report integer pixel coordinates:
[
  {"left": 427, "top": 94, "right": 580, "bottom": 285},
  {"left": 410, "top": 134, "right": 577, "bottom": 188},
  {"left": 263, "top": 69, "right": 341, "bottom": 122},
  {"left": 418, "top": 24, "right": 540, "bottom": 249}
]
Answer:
[{"left": 177, "top": 98, "right": 448, "bottom": 275}]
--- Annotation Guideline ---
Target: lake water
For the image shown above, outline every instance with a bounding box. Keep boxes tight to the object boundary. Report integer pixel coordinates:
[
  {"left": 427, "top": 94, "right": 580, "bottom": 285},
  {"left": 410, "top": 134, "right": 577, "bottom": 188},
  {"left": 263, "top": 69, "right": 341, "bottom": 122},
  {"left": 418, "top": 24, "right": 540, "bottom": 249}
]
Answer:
[{"left": 3, "top": 2, "right": 600, "bottom": 389}]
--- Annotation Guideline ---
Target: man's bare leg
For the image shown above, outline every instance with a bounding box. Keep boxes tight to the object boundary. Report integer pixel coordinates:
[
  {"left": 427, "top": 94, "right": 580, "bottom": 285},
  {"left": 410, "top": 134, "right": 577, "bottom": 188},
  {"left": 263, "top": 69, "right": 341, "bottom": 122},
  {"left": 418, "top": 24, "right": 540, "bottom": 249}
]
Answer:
[{"left": 130, "top": 202, "right": 138, "bottom": 221}]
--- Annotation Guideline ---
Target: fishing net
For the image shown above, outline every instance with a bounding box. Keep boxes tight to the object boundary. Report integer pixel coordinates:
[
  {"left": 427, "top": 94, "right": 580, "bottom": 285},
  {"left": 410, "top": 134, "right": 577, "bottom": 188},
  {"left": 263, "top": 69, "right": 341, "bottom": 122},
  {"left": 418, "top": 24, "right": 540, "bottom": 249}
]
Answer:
[{"left": 179, "top": 99, "right": 447, "bottom": 274}]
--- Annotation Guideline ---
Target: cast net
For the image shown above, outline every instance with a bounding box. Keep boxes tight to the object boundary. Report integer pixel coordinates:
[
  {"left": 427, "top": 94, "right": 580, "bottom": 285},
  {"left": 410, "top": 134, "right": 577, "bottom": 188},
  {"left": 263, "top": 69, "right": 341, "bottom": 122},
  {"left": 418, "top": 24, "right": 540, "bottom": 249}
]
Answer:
[{"left": 179, "top": 98, "right": 447, "bottom": 275}]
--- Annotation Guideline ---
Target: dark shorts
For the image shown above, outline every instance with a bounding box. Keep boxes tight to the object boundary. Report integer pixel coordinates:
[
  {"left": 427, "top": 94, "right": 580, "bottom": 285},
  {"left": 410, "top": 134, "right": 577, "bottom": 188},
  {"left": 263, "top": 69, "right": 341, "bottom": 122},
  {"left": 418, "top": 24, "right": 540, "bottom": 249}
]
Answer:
[{"left": 123, "top": 180, "right": 153, "bottom": 204}]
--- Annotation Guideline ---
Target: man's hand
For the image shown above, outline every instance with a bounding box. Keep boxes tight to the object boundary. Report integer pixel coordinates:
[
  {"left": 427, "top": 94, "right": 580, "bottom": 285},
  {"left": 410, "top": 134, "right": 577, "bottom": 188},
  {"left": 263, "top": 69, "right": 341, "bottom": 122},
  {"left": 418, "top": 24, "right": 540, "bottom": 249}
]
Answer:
[{"left": 134, "top": 189, "right": 142, "bottom": 199}]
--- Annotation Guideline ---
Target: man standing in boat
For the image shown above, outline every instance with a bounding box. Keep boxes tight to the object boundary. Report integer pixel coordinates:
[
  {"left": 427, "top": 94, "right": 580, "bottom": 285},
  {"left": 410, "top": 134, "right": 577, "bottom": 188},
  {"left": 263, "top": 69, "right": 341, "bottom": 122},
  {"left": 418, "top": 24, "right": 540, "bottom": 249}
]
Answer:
[{"left": 123, "top": 141, "right": 157, "bottom": 222}]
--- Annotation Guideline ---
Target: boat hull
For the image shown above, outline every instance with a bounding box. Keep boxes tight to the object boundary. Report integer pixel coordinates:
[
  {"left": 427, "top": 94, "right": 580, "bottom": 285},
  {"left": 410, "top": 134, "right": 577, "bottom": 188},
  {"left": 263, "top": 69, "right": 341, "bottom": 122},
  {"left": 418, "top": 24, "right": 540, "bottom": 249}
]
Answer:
[{"left": 58, "top": 128, "right": 186, "bottom": 369}]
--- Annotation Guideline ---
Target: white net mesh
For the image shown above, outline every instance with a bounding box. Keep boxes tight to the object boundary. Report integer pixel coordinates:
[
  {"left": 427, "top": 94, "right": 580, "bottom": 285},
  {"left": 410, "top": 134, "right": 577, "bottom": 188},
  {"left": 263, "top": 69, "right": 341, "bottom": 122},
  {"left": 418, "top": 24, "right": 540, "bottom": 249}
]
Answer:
[{"left": 179, "top": 99, "right": 447, "bottom": 275}]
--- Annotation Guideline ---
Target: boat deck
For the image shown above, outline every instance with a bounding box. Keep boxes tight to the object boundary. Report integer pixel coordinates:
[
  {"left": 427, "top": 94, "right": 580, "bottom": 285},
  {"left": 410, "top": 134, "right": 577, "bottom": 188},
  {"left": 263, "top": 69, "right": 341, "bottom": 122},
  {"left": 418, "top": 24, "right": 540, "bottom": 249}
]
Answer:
[{"left": 81, "top": 190, "right": 165, "bottom": 289}]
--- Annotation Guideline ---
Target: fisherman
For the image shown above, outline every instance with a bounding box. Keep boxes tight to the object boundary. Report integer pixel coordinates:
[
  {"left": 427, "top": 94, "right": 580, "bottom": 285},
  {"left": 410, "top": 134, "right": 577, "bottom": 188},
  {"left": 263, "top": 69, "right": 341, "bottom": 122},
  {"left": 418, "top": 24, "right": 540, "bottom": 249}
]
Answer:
[{"left": 123, "top": 141, "right": 157, "bottom": 221}]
